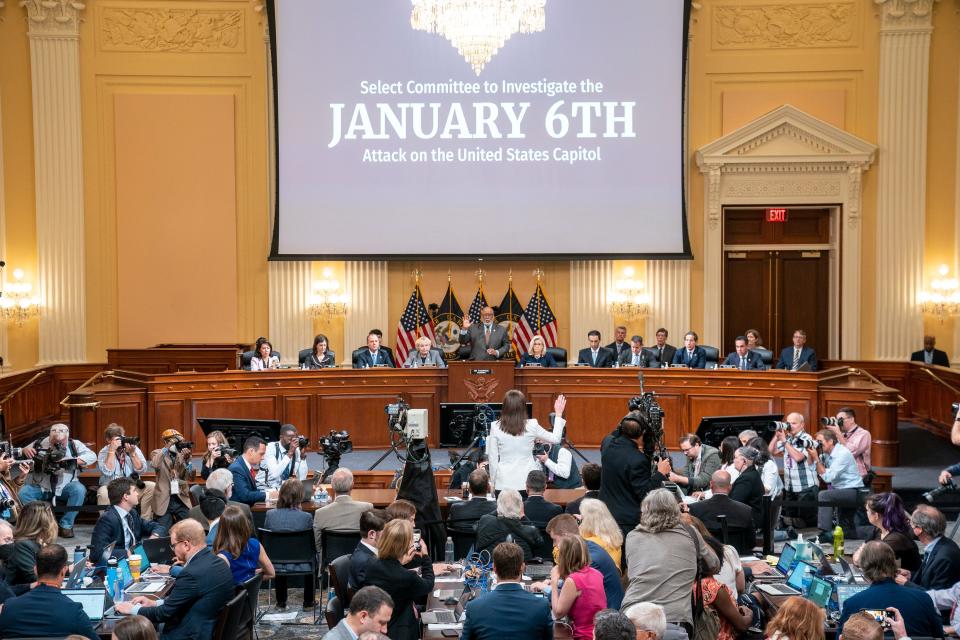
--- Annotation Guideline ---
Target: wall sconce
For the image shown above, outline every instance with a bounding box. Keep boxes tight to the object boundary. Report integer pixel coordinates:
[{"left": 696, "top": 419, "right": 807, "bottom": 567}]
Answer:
[
  {"left": 308, "top": 267, "right": 349, "bottom": 319},
  {"left": 609, "top": 266, "right": 651, "bottom": 319},
  {"left": 919, "top": 264, "right": 960, "bottom": 323},
  {"left": 0, "top": 268, "right": 41, "bottom": 326}
]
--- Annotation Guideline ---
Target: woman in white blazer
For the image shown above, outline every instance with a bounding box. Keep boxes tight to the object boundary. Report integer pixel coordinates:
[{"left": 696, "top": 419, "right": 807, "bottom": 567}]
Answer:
[
  {"left": 486, "top": 390, "right": 566, "bottom": 493},
  {"left": 250, "top": 340, "right": 280, "bottom": 371}
]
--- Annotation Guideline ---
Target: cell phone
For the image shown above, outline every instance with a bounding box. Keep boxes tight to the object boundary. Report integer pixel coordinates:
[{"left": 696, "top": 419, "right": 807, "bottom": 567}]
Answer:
[
  {"left": 413, "top": 529, "right": 422, "bottom": 551},
  {"left": 860, "top": 610, "right": 891, "bottom": 627}
]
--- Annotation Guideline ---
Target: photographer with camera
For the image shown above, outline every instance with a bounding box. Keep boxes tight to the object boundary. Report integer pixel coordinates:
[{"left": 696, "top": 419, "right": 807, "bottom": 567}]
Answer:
[
  {"left": 811, "top": 429, "right": 863, "bottom": 541},
  {"left": 200, "top": 430, "right": 234, "bottom": 480},
  {"left": 767, "top": 413, "right": 819, "bottom": 530},
  {"left": 823, "top": 407, "right": 874, "bottom": 486},
  {"left": 149, "top": 429, "right": 195, "bottom": 530},
  {"left": 96, "top": 424, "right": 154, "bottom": 520},
  {"left": 534, "top": 438, "right": 582, "bottom": 489},
  {"left": 18, "top": 423, "right": 96, "bottom": 538},
  {"left": 0, "top": 451, "right": 28, "bottom": 523},
  {"left": 263, "top": 424, "right": 309, "bottom": 490}
]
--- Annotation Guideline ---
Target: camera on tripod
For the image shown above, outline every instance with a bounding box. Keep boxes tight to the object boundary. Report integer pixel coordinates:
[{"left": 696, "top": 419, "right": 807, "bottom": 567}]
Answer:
[
  {"left": 385, "top": 400, "right": 428, "bottom": 440},
  {"left": 628, "top": 393, "right": 666, "bottom": 457},
  {"left": 924, "top": 478, "right": 958, "bottom": 503},
  {"left": 317, "top": 430, "right": 353, "bottom": 457},
  {"left": 386, "top": 401, "right": 411, "bottom": 432}
]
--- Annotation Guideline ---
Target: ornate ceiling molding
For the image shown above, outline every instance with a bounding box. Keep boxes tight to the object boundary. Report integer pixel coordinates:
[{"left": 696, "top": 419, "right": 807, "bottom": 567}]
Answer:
[
  {"left": 20, "top": 0, "right": 85, "bottom": 36},
  {"left": 712, "top": 2, "right": 857, "bottom": 50},
  {"left": 98, "top": 7, "right": 243, "bottom": 53}
]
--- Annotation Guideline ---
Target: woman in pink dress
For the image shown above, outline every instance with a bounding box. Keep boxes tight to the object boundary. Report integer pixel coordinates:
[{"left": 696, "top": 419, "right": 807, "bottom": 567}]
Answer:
[{"left": 549, "top": 536, "right": 607, "bottom": 640}]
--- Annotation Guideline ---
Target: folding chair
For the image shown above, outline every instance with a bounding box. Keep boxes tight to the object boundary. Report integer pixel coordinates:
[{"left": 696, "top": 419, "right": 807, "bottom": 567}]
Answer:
[{"left": 213, "top": 590, "right": 248, "bottom": 640}]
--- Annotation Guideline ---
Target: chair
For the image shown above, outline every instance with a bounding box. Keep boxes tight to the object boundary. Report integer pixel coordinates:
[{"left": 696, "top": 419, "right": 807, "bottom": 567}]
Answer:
[
  {"left": 351, "top": 347, "right": 366, "bottom": 367},
  {"left": 710, "top": 514, "right": 755, "bottom": 555},
  {"left": 750, "top": 347, "right": 773, "bottom": 367},
  {"left": 320, "top": 530, "right": 362, "bottom": 570},
  {"left": 449, "top": 529, "right": 477, "bottom": 560},
  {"left": 241, "top": 350, "right": 281, "bottom": 370},
  {"left": 328, "top": 554, "right": 353, "bottom": 610},
  {"left": 299, "top": 348, "right": 337, "bottom": 367},
  {"left": 701, "top": 345, "right": 719, "bottom": 368},
  {"left": 547, "top": 346, "right": 567, "bottom": 367},
  {"left": 534, "top": 527, "right": 553, "bottom": 560},
  {"left": 259, "top": 528, "right": 319, "bottom": 623},
  {"left": 239, "top": 572, "right": 263, "bottom": 636},
  {"left": 213, "top": 589, "right": 248, "bottom": 640},
  {"left": 324, "top": 594, "right": 344, "bottom": 630}
]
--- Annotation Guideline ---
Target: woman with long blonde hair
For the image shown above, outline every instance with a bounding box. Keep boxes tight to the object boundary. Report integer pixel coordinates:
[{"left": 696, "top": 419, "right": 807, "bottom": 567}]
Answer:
[
  {"left": 520, "top": 335, "right": 557, "bottom": 367},
  {"left": 7, "top": 501, "right": 58, "bottom": 585},
  {"left": 578, "top": 498, "right": 623, "bottom": 568}
]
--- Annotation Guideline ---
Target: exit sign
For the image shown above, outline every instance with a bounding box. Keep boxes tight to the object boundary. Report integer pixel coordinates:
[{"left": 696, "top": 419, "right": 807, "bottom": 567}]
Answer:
[{"left": 766, "top": 208, "right": 789, "bottom": 222}]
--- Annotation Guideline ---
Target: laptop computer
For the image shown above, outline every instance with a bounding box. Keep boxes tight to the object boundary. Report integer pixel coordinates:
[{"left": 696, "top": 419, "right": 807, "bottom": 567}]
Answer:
[
  {"left": 753, "top": 543, "right": 797, "bottom": 581},
  {"left": 126, "top": 580, "right": 166, "bottom": 594},
  {"left": 524, "top": 562, "right": 554, "bottom": 581},
  {"left": 756, "top": 560, "right": 815, "bottom": 597},
  {"left": 142, "top": 536, "right": 174, "bottom": 565},
  {"left": 422, "top": 586, "right": 475, "bottom": 625},
  {"left": 63, "top": 558, "right": 87, "bottom": 589},
  {"left": 63, "top": 588, "right": 109, "bottom": 621},
  {"left": 806, "top": 576, "right": 834, "bottom": 608},
  {"left": 836, "top": 583, "right": 869, "bottom": 610}
]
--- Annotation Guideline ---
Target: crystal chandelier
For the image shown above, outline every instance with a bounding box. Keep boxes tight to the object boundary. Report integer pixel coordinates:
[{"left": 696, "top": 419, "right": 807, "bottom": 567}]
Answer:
[
  {"left": 411, "top": 0, "right": 546, "bottom": 75},
  {"left": 919, "top": 264, "right": 960, "bottom": 323},
  {"left": 0, "top": 268, "right": 41, "bottom": 326},
  {"left": 308, "top": 268, "right": 350, "bottom": 319},
  {"left": 609, "top": 266, "right": 651, "bottom": 319}
]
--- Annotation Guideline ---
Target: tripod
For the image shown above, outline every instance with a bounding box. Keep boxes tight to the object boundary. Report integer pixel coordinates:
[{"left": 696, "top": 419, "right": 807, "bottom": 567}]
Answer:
[{"left": 451, "top": 405, "right": 494, "bottom": 471}]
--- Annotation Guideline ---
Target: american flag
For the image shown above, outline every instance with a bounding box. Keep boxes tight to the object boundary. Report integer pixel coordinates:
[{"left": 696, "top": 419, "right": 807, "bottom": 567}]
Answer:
[
  {"left": 496, "top": 283, "right": 525, "bottom": 360},
  {"left": 467, "top": 287, "right": 488, "bottom": 324},
  {"left": 515, "top": 283, "right": 558, "bottom": 353},
  {"left": 396, "top": 285, "right": 436, "bottom": 364}
]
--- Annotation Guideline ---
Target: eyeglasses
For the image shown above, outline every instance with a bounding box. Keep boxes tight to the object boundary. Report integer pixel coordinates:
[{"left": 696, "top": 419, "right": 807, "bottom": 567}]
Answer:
[
  {"left": 169, "top": 539, "right": 187, "bottom": 550},
  {"left": 680, "top": 447, "right": 693, "bottom": 453}
]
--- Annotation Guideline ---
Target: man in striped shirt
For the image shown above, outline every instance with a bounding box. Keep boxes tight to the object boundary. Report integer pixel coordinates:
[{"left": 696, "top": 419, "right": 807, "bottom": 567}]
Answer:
[{"left": 768, "top": 413, "right": 819, "bottom": 529}]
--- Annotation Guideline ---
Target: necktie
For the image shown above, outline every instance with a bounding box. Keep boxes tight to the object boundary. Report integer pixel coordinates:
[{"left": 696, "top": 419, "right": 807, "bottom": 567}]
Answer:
[
  {"left": 592, "top": 351, "right": 597, "bottom": 365},
  {"left": 792, "top": 349, "right": 801, "bottom": 370},
  {"left": 125, "top": 512, "right": 135, "bottom": 549},
  {"left": 633, "top": 354, "right": 639, "bottom": 366},
  {"left": 371, "top": 351, "right": 378, "bottom": 366},
  {"left": 249, "top": 465, "right": 257, "bottom": 482},
  {"left": 740, "top": 356, "right": 746, "bottom": 370}
]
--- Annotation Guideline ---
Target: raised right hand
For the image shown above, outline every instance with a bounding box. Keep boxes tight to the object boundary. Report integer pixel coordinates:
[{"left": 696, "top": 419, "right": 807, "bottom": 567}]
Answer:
[{"left": 462, "top": 316, "right": 472, "bottom": 329}]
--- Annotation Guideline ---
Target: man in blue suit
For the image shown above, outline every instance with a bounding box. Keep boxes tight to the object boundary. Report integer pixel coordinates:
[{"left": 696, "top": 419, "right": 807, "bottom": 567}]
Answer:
[
  {"left": 354, "top": 332, "right": 395, "bottom": 368},
  {"left": 90, "top": 477, "right": 164, "bottom": 564},
  {"left": 723, "top": 336, "right": 766, "bottom": 370},
  {"left": 577, "top": 330, "right": 616, "bottom": 367},
  {"left": 775, "top": 329, "right": 818, "bottom": 371},
  {"left": 0, "top": 543, "right": 99, "bottom": 639},
  {"left": 461, "top": 541, "right": 553, "bottom": 640},
  {"left": 229, "top": 436, "right": 276, "bottom": 506},
  {"left": 672, "top": 331, "right": 707, "bottom": 368},
  {"left": 116, "top": 519, "right": 235, "bottom": 639}
]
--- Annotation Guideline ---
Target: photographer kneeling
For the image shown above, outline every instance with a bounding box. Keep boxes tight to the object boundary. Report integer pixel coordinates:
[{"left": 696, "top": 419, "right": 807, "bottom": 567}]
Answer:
[
  {"left": 96, "top": 424, "right": 154, "bottom": 520},
  {"left": 18, "top": 423, "right": 96, "bottom": 539}
]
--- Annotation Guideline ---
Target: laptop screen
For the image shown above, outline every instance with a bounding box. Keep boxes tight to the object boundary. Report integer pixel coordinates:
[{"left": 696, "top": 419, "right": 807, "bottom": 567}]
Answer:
[
  {"left": 806, "top": 577, "right": 833, "bottom": 608},
  {"left": 776, "top": 544, "right": 796, "bottom": 574},
  {"left": 786, "top": 561, "right": 816, "bottom": 592},
  {"left": 63, "top": 588, "right": 107, "bottom": 620},
  {"left": 836, "top": 584, "right": 869, "bottom": 610}
]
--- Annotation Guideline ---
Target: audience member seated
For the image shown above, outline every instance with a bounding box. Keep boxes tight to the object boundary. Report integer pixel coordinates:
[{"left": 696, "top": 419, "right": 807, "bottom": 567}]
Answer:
[
  {"left": 476, "top": 489, "right": 543, "bottom": 561},
  {"left": 543, "top": 514, "right": 623, "bottom": 609},
  {"left": 18, "top": 422, "right": 96, "bottom": 538},
  {"left": 722, "top": 335, "right": 765, "bottom": 370},
  {"left": 385, "top": 499, "right": 417, "bottom": 523},
  {"left": 196, "top": 488, "right": 227, "bottom": 548},
  {"left": 229, "top": 436, "right": 276, "bottom": 506},
  {"left": 354, "top": 332, "right": 395, "bottom": 368},
  {"left": 447, "top": 469, "right": 496, "bottom": 533},
  {"left": 199, "top": 430, "right": 233, "bottom": 481},
  {"left": 651, "top": 328, "right": 676, "bottom": 368},
  {"left": 519, "top": 334, "right": 557, "bottom": 367},
  {"left": 0, "top": 520, "right": 18, "bottom": 604},
  {"left": 91, "top": 477, "right": 163, "bottom": 564},
  {"left": 150, "top": 429, "right": 195, "bottom": 530},
  {"left": 110, "top": 614, "right": 160, "bottom": 640},
  {"left": 688, "top": 470, "right": 754, "bottom": 535},
  {"left": 548, "top": 535, "right": 606, "bottom": 639},
  {"left": 671, "top": 331, "right": 707, "bottom": 368},
  {"left": 523, "top": 470, "right": 562, "bottom": 528},
  {"left": 322, "top": 585, "right": 394, "bottom": 640},
  {"left": 0, "top": 543, "right": 98, "bottom": 640},
  {"left": 115, "top": 518, "right": 235, "bottom": 637},
  {"left": 349, "top": 509, "right": 388, "bottom": 591},
  {"left": 813, "top": 428, "right": 863, "bottom": 539},
  {"left": 314, "top": 468, "right": 374, "bottom": 549},
  {"left": 263, "top": 423, "right": 309, "bottom": 489},
  {"left": 665, "top": 434, "right": 720, "bottom": 495},
  {"left": 617, "top": 335, "right": 656, "bottom": 368},
  {"left": 361, "top": 519, "right": 434, "bottom": 640},
  {"left": 535, "top": 438, "right": 581, "bottom": 489},
  {"left": 854, "top": 493, "right": 921, "bottom": 574},
  {"left": 460, "top": 541, "right": 553, "bottom": 640},
  {"left": 250, "top": 339, "right": 280, "bottom": 371},
  {"left": 747, "top": 436, "right": 782, "bottom": 500},
  {"left": 265, "top": 478, "right": 316, "bottom": 608},
  {"left": 593, "top": 609, "right": 636, "bottom": 640},
  {"left": 304, "top": 333, "right": 336, "bottom": 369},
  {"left": 565, "top": 463, "right": 600, "bottom": 516},
  {"left": 187, "top": 468, "right": 254, "bottom": 534},
  {"left": 911, "top": 335, "right": 950, "bottom": 367},
  {"left": 839, "top": 541, "right": 943, "bottom": 637},
  {"left": 622, "top": 489, "right": 719, "bottom": 633},
  {"left": 96, "top": 423, "right": 155, "bottom": 520},
  {"left": 6, "top": 501, "right": 58, "bottom": 585},
  {"left": 579, "top": 498, "right": 623, "bottom": 568},
  {"left": 403, "top": 335, "right": 447, "bottom": 368},
  {"left": 729, "top": 446, "right": 765, "bottom": 529},
  {"left": 738, "top": 430, "right": 758, "bottom": 446},
  {"left": 716, "top": 436, "right": 742, "bottom": 485},
  {"left": 577, "top": 329, "right": 616, "bottom": 367},
  {"left": 448, "top": 450, "right": 487, "bottom": 490},
  {"left": 774, "top": 328, "right": 818, "bottom": 371},
  {"left": 458, "top": 307, "right": 511, "bottom": 361},
  {"left": 624, "top": 602, "right": 689, "bottom": 640},
  {"left": 0, "top": 452, "right": 26, "bottom": 523},
  {"left": 764, "top": 597, "right": 825, "bottom": 640},
  {"left": 682, "top": 515, "right": 751, "bottom": 635},
  {"left": 897, "top": 504, "right": 960, "bottom": 590},
  {"left": 213, "top": 504, "right": 275, "bottom": 585}
]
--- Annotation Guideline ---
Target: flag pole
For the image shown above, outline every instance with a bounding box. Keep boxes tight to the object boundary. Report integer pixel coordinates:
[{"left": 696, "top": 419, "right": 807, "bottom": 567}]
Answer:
[
  {"left": 414, "top": 268, "right": 423, "bottom": 338},
  {"left": 533, "top": 267, "right": 544, "bottom": 332}
]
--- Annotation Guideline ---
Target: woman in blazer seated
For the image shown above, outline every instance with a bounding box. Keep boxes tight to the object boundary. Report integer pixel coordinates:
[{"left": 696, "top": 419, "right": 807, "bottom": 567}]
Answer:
[
  {"left": 250, "top": 339, "right": 280, "bottom": 371},
  {"left": 486, "top": 390, "right": 566, "bottom": 493},
  {"left": 519, "top": 335, "right": 557, "bottom": 368},
  {"left": 303, "top": 334, "right": 335, "bottom": 369},
  {"left": 402, "top": 336, "right": 446, "bottom": 368}
]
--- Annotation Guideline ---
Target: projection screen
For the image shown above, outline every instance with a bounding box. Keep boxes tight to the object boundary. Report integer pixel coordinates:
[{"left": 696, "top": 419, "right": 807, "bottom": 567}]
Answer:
[{"left": 268, "top": 0, "right": 691, "bottom": 259}]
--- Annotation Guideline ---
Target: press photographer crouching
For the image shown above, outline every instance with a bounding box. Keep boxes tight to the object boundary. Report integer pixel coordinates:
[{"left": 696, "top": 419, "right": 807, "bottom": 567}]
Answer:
[
  {"left": 18, "top": 423, "right": 96, "bottom": 538},
  {"left": 149, "top": 429, "right": 195, "bottom": 530},
  {"left": 96, "top": 423, "right": 155, "bottom": 520}
]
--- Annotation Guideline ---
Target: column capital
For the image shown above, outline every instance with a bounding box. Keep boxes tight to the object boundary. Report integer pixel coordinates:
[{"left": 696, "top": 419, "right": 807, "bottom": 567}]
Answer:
[
  {"left": 875, "top": 0, "right": 936, "bottom": 29},
  {"left": 20, "top": 0, "right": 85, "bottom": 36}
]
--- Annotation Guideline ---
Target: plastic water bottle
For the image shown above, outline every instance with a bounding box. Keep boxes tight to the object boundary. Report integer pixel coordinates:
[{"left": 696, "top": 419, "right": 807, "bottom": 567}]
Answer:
[
  {"left": 106, "top": 558, "right": 120, "bottom": 600},
  {"left": 317, "top": 486, "right": 330, "bottom": 506},
  {"left": 327, "top": 586, "right": 336, "bottom": 605},
  {"left": 445, "top": 537, "right": 455, "bottom": 564},
  {"left": 833, "top": 525, "right": 845, "bottom": 560}
]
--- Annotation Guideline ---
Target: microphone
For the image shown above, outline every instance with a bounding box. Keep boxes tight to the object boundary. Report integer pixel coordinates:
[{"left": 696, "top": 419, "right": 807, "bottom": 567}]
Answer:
[{"left": 638, "top": 370, "right": 645, "bottom": 395}]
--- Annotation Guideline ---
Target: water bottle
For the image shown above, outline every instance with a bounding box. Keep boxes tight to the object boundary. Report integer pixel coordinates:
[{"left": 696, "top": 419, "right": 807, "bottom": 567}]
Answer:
[
  {"left": 833, "top": 525, "right": 845, "bottom": 560},
  {"left": 445, "top": 537, "right": 455, "bottom": 564},
  {"left": 327, "top": 586, "right": 336, "bottom": 605},
  {"left": 106, "top": 558, "right": 120, "bottom": 600},
  {"left": 318, "top": 486, "right": 330, "bottom": 506},
  {"left": 74, "top": 546, "right": 86, "bottom": 564}
]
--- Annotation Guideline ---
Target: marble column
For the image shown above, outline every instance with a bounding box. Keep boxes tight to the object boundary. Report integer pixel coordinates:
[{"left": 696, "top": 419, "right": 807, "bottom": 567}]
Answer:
[
  {"left": 22, "top": 0, "right": 86, "bottom": 364},
  {"left": 874, "top": 0, "right": 934, "bottom": 360},
  {"left": 345, "top": 261, "right": 388, "bottom": 364},
  {"left": 645, "top": 260, "right": 691, "bottom": 344},
  {"left": 267, "top": 262, "right": 312, "bottom": 365},
  {"left": 569, "top": 261, "right": 612, "bottom": 350}
]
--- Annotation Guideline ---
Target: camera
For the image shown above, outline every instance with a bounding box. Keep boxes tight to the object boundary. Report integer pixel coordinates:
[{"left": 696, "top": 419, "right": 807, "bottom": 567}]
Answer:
[
  {"left": 120, "top": 436, "right": 140, "bottom": 447},
  {"left": 772, "top": 421, "right": 791, "bottom": 432},
  {"left": 923, "top": 478, "right": 958, "bottom": 503},
  {"left": 0, "top": 441, "right": 24, "bottom": 460},
  {"left": 626, "top": 393, "right": 666, "bottom": 460},
  {"left": 34, "top": 445, "right": 76, "bottom": 474},
  {"left": 216, "top": 446, "right": 238, "bottom": 458},
  {"left": 0, "top": 496, "right": 15, "bottom": 510},
  {"left": 317, "top": 430, "right": 353, "bottom": 456},
  {"left": 386, "top": 401, "right": 411, "bottom": 432},
  {"left": 295, "top": 436, "right": 309, "bottom": 449},
  {"left": 533, "top": 442, "right": 550, "bottom": 457},
  {"left": 952, "top": 402, "right": 959, "bottom": 415},
  {"left": 820, "top": 416, "right": 842, "bottom": 427}
]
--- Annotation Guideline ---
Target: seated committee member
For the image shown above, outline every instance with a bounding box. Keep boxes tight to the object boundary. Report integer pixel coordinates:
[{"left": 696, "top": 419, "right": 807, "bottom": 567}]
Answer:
[
  {"left": 228, "top": 436, "right": 276, "bottom": 506},
  {"left": 745, "top": 329, "right": 764, "bottom": 349},
  {"left": 459, "top": 306, "right": 511, "bottom": 360},
  {"left": 519, "top": 334, "right": 557, "bottom": 367},
  {"left": 722, "top": 336, "right": 765, "bottom": 370},
  {"left": 619, "top": 335, "right": 656, "bottom": 367},
  {"left": 606, "top": 325, "right": 629, "bottom": 361},
  {"left": 460, "top": 542, "right": 553, "bottom": 640},
  {"left": 304, "top": 333, "right": 336, "bottom": 369},
  {"left": 577, "top": 330, "right": 616, "bottom": 367},
  {"left": 403, "top": 335, "right": 446, "bottom": 368},
  {"left": 0, "top": 543, "right": 99, "bottom": 640},
  {"left": 97, "top": 423, "right": 154, "bottom": 520},
  {"left": 116, "top": 519, "right": 236, "bottom": 638},
  {"left": 323, "top": 585, "right": 394, "bottom": 640},
  {"left": 91, "top": 478, "right": 164, "bottom": 564},
  {"left": 911, "top": 334, "right": 950, "bottom": 367},
  {"left": 354, "top": 332, "right": 395, "bottom": 368},
  {"left": 671, "top": 331, "right": 706, "bottom": 368},
  {"left": 775, "top": 329, "right": 818, "bottom": 371},
  {"left": 651, "top": 328, "right": 676, "bottom": 367},
  {"left": 263, "top": 423, "right": 309, "bottom": 489},
  {"left": 250, "top": 339, "right": 280, "bottom": 371}
]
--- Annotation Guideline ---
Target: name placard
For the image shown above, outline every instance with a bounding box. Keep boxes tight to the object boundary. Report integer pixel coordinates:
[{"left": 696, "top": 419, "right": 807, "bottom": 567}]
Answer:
[{"left": 471, "top": 368, "right": 493, "bottom": 375}]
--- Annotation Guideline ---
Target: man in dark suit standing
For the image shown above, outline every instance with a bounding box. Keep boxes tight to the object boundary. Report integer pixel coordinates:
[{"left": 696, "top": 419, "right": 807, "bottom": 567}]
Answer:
[
  {"left": 619, "top": 335, "right": 657, "bottom": 367},
  {"left": 600, "top": 412, "right": 667, "bottom": 537},
  {"left": 775, "top": 329, "right": 818, "bottom": 371},
  {"left": 91, "top": 477, "right": 164, "bottom": 564},
  {"left": 0, "top": 544, "right": 99, "bottom": 640},
  {"left": 228, "top": 436, "right": 276, "bottom": 506},
  {"left": 672, "top": 331, "right": 707, "bottom": 368},
  {"left": 447, "top": 469, "right": 496, "bottom": 533},
  {"left": 354, "top": 332, "right": 396, "bottom": 368},
  {"left": 459, "top": 306, "right": 511, "bottom": 360},
  {"left": 522, "top": 470, "right": 562, "bottom": 528},
  {"left": 901, "top": 505, "right": 960, "bottom": 590},
  {"left": 688, "top": 470, "right": 754, "bottom": 533},
  {"left": 606, "top": 325, "right": 629, "bottom": 361},
  {"left": 117, "top": 519, "right": 235, "bottom": 639},
  {"left": 577, "top": 330, "right": 616, "bottom": 367},
  {"left": 911, "top": 335, "right": 951, "bottom": 367},
  {"left": 460, "top": 542, "right": 553, "bottom": 640},
  {"left": 723, "top": 336, "right": 766, "bottom": 370},
  {"left": 652, "top": 328, "right": 676, "bottom": 367}
]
